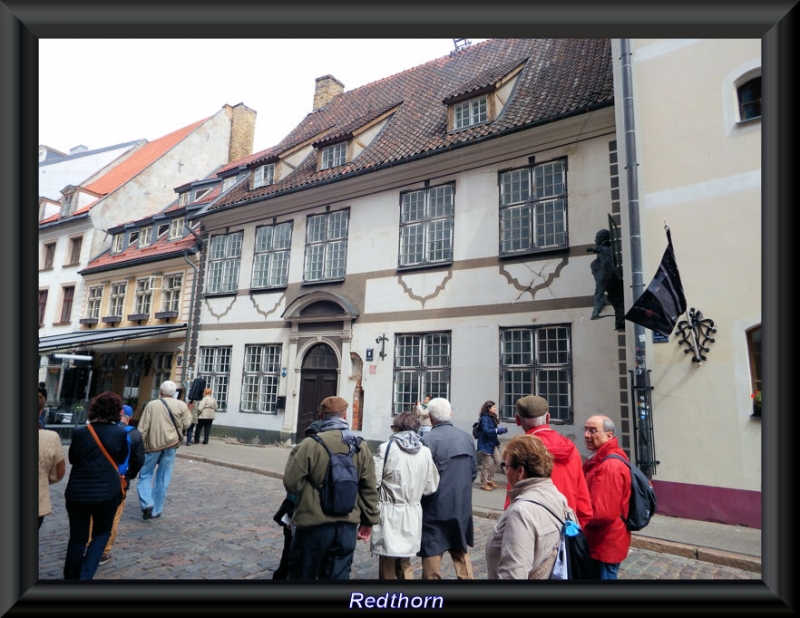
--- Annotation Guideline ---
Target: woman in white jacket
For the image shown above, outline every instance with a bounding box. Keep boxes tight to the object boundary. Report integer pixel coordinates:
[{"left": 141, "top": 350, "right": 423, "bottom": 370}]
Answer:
[
  {"left": 193, "top": 388, "right": 218, "bottom": 445},
  {"left": 371, "top": 411, "right": 440, "bottom": 579}
]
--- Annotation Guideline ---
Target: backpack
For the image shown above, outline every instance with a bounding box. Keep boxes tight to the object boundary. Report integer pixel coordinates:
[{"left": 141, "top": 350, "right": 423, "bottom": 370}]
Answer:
[
  {"left": 472, "top": 421, "right": 481, "bottom": 439},
  {"left": 526, "top": 500, "right": 591, "bottom": 580},
  {"left": 603, "top": 454, "right": 657, "bottom": 531},
  {"left": 309, "top": 434, "right": 362, "bottom": 516},
  {"left": 118, "top": 425, "right": 134, "bottom": 477}
]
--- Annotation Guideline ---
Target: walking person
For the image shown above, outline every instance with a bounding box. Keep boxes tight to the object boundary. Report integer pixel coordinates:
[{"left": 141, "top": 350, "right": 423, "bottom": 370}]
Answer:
[
  {"left": 136, "top": 380, "right": 192, "bottom": 520},
  {"left": 504, "top": 395, "right": 593, "bottom": 528},
  {"left": 371, "top": 411, "right": 440, "bottom": 579},
  {"left": 193, "top": 387, "right": 218, "bottom": 445},
  {"left": 582, "top": 414, "right": 632, "bottom": 580},
  {"left": 476, "top": 400, "right": 508, "bottom": 491},
  {"left": 486, "top": 434, "right": 577, "bottom": 579},
  {"left": 418, "top": 397, "right": 478, "bottom": 579},
  {"left": 63, "top": 392, "right": 128, "bottom": 580},
  {"left": 282, "top": 396, "right": 380, "bottom": 580},
  {"left": 38, "top": 384, "right": 65, "bottom": 530}
]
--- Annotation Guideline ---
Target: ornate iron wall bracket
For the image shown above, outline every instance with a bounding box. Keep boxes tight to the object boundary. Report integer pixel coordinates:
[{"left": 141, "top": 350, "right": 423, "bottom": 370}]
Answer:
[{"left": 675, "top": 307, "right": 717, "bottom": 362}]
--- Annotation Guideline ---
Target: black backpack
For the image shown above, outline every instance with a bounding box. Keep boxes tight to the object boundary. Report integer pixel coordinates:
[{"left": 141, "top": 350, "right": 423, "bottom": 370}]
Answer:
[
  {"left": 603, "top": 454, "right": 657, "bottom": 531},
  {"left": 526, "top": 500, "right": 592, "bottom": 580},
  {"left": 472, "top": 421, "right": 481, "bottom": 439},
  {"left": 309, "top": 434, "right": 362, "bottom": 516}
]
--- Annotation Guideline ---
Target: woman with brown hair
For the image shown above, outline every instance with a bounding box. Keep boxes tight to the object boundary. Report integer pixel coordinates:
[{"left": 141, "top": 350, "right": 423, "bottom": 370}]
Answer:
[
  {"left": 475, "top": 400, "right": 508, "bottom": 491},
  {"left": 485, "top": 434, "right": 576, "bottom": 579},
  {"left": 193, "top": 387, "right": 218, "bottom": 445}
]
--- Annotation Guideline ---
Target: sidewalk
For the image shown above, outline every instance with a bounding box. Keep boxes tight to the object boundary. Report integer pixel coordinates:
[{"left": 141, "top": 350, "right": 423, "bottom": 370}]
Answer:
[{"left": 177, "top": 437, "right": 761, "bottom": 573}]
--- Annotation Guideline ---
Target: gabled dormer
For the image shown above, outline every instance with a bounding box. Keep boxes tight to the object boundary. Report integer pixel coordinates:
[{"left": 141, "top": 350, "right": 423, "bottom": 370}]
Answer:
[
  {"left": 59, "top": 185, "right": 101, "bottom": 218},
  {"left": 312, "top": 104, "right": 400, "bottom": 171},
  {"left": 443, "top": 59, "right": 527, "bottom": 132}
]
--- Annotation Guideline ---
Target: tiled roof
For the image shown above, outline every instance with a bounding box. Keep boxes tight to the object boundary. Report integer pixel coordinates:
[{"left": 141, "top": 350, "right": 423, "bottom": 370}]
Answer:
[
  {"left": 209, "top": 38, "right": 613, "bottom": 213},
  {"left": 81, "top": 229, "right": 199, "bottom": 274}
]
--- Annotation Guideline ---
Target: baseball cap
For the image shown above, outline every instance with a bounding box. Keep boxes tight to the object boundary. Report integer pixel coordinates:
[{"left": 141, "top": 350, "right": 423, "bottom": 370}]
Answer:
[{"left": 121, "top": 405, "right": 134, "bottom": 417}]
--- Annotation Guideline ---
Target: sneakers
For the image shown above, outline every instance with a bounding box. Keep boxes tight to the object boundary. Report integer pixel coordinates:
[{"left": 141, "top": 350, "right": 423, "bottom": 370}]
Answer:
[
  {"left": 99, "top": 553, "right": 110, "bottom": 565},
  {"left": 143, "top": 506, "right": 153, "bottom": 520}
]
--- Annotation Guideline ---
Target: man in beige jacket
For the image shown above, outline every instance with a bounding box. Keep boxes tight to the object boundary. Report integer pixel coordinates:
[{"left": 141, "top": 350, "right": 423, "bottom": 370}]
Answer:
[{"left": 135, "top": 380, "right": 192, "bottom": 520}]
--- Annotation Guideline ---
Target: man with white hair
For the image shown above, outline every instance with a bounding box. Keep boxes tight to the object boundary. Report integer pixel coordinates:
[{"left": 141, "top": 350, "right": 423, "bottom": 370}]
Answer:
[
  {"left": 136, "top": 380, "right": 192, "bottom": 520},
  {"left": 417, "top": 397, "right": 478, "bottom": 579}
]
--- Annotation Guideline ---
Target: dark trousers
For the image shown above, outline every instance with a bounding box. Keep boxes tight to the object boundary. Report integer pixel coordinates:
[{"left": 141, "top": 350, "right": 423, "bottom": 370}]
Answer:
[
  {"left": 194, "top": 419, "right": 213, "bottom": 444},
  {"left": 287, "top": 521, "right": 357, "bottom": 580},
  {"left": 186, "top": 423, "right": 196, "bottom": 445},
  {"left": 64, "top": 497, "right": 120, "bottom": 579},
  {"left": 273, "top": 525, "right": 293, "bottom": 579}
]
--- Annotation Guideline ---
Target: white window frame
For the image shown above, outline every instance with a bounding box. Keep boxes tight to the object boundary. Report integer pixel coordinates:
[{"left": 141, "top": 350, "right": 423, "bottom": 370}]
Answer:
[
  {"left": 134, "top": 278, "right": 152, "bottom": 315},
  {"left": 453, "top": 95, "right": 488, "bottom": 129},
  {"left": 206, "top": 231, "right": 243, "bottom": 293},
  {"left": 392, "top": 332, "right": 451, "bottom": 416},
  {"left": 240, "top": 344, "right": 282, "bottom": 414},
  {"left": 112, "top": 234, "right": 124, "bottom": 253},
  {"left": 222, "top": 176, "right": 238, "bottom": 192},
  {"left": 194, "top": 187, "right": 212, "bottom": 201},
  {"left": 178, "top": 192, "right": 190, "bottom": 207},
  {"left": 399, "top": 183, "right": 454, "bottom": 267},
  {"left": 162, "top": 273, "right": 183, "bottom": 312},
  {"left": 320, "top": 143, "right": 347, "bottom": 170},
  {"left": 169, "top": 217, "right": 184, "bottom": 240},
  {"left": 86, "top": 285, "right": 103, "bottom": 319},
  {"left": 109, "top": 282, "right": 126, "bottom": 316},
  {"left": 139, "top": 226, "right": 152, "bottom": 247},
  {"left": 251, "top": 222, "right": 292, "bottom": 289},
  {"left": 198, "top": 346, "right": 231, "bottom": 411},
  {"left": 303, "top": 209, "right": 349, "bottom": 283},
  {"left": 253, "top": 164, "right": 275, "bottom": 189}
]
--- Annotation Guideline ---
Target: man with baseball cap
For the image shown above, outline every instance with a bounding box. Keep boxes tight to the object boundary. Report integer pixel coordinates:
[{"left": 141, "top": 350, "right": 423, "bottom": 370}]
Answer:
[{"left": 503, "top": 395, "right": 593, "bottom": 528}]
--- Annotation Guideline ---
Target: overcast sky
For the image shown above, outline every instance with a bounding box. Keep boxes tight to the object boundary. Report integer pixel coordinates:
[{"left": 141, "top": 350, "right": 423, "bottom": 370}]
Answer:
[{"left": 39, "top": 39, "right": 484, "bottom": 156}]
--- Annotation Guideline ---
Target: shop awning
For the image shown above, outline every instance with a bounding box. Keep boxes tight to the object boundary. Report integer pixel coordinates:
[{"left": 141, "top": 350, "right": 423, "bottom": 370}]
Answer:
[{"left": 38, "top": 323, "right": 188, "bottom": 354}]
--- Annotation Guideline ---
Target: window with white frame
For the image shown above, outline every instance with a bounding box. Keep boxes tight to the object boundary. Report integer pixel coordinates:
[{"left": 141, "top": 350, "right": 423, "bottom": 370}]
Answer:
[
  {"left": 149, "top": 353, "right": 173, "bottom": 400},
  {"left": 304, "top": 209, "right": 349, "bottom": 282},
  {"left": 109, "top": 282, "right": 126, "bottom": 316},
  {"left": 86, "top": 285, "right": 103, "bottom": 319},
  {"left": 499, "top": 325, "right": 572, "bottom": 423},
  {"left": 169, "top": 217, "right": 184, "bottom": 240},
  {"left": 253, "top": 164, "right": 275, "bottom": 188},
  {"left": 499, "top": 158, "right": 567, "bottom": 255},
  {"left": 222, "top": 175, "right": 237, "bottom": 192},
  {"left": 157, "top": 222, "right": 169, "bottom": 237},
  {"left": 252, "top": 222, "right": 292, "bottom": 289},
  {"left": 453, "top": 95, "right": 488, "bottom": 130},
  {"left": 178, "top": 192, "right": 190, "bottom": 207},
  {"left": 737, "top": 75, "right": 761, "bottom": 121},
  {"left": 320, "top": 143, "right": 347, "bottom": 170},
  {"left": 112, "top": 233, "right": 125, "bottom": 253},
  {"left": 399, "top": 183, "right": 454, "bottom": 267},
  {"left": 198, "top": 346, "right": 231, "bottom": 411},
  {"left": 206, "top": 231, "right": 243, "bottom": 293},
  {"left": 195, "top": 187, "right": 212, "bottom": 201},
  {"left": 162, "top": 273, "right": 183, "bottom": 312},
  {"left": 134, "top": 278, "right": 152, "bottom": 315},
  {"left": 128, "top": 230, "right": 139, "bottom": 246},
  {"left": 392, "top": 332, "right": 451, "bottom": 415},
  {"left": 240, "top": 344, "right": 282, "bottom": 413},
  {"left": 139, "top": 226, "right": 152, "bottom": 247}
]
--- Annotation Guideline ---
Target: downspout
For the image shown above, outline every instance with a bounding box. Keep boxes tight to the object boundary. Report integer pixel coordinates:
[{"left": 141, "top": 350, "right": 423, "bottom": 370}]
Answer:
[
  {"left": 620, "top": 39, "right": 657, "bottom": 477},
  {"left": 182, "top": 221, "right": 204, "bottom": 386}
]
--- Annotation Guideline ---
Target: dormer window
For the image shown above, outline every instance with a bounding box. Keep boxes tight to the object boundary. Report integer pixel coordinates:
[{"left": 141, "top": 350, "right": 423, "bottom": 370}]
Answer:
[
  {"left": 128, "top": 230, "right": 139, "bottom": 245},
  {"left": 169, "top": 217, "right": 184, "bottom": 240},
  {"left": 140, "top": 226, "right": 152, "bottom": 247},
  {"left": 60, "top": 188, "right": 77, "bottom": 218},
  {"left": 157, "top": 222, "right": 170, "bottom": 237},
  {"left": 254, "top": 164, "right": 275, "bottom": 188},
  {"left": 178, "top": 192, "right": 190, "bottom": 207},
  {"left": 111, "top": 233, "right": 124, "bottom": 253},
  {"left": 222, "top": 175, "right": 238, "bottom": 192},
  {"left": 320, "top": 143, "right": 347, "bottom": 170},
  {"left": 194, "top": 187, "right": 212, "bottom": 201},
  {"left": 453, "top": 95, "right": 488, "bottom": 130}
]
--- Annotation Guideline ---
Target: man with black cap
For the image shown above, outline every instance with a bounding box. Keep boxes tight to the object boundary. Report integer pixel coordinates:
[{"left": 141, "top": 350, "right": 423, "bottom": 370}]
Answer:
[
  {"left": 282, "top": 396, "right": 380, "bottom": 579},
  {"left": 504, "top": 395, "right": 593, "bottom": 529}
]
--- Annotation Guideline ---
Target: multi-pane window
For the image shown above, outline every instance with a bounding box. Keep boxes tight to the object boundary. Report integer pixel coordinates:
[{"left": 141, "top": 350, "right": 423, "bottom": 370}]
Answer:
[
  {"left": 140, "top": 227, "right": 152, "bottom": 247},
  {"left": 392, "top": 332, "right": 451, "bottom": 415},
  {"left": 198, "top": 346, "right": 231, "bottom": 411},
  {"left": 738, "top": 75, "right": 761, "bottom": 121},
  {"left": 304, "top": 209, "right": 348, "bottom": 282},
  {"left": 42, "top": 242, "right": 56, "bottom": 269},
  {"left": 60, "top": 286, "right": 74, "bottom": 323},
  {"left": 207, "top": 231, "right": 243, "bottom": 293},
  {"left": 399, "top": 183, "right": 454, "bottom": 267},
  {"left": 134, "top": 278, "right": 152, "bottom": 315},
  {"left": 222, "top": 176, "right": 237, "bottom": 192},
  {"left": 149, "top": 353, "right": 173, "bottom": 401},
  {"left": 253, "top": 164, "right": 275, "bottom": 188},
  {"left": 178, "top": 192, "right": 190, "bottom": 207},
  {"left": 240, "top": 344, "right": 282, "bottom": 414},
  {"left": 112, "top": 234, "right": 124, "bottom": 253},
  {"left": 162, "top": 274, "right": 183, "bottom": 312},
  {"left": 252, "top": 222, "right": 292, "bottom": 289},
  {"left": 169, "top": 217, "right": 184, "bottom": 240},
  {"left": 499, "top": 159, "right": 567, "bottom": 255},
  {"left": 38, "top": 290, "right": 48, "bottom": 325},
  {"left": 97, "top": 354, "right": 115, "bottom": 394},
  {"left": 123, "top": 368, "right": 140, "bottom": 402},
  {"left": 86, "top": 286, "right": 103, "bottom": 319},
  {"left": 320, "top": 143, "right": 347, "bottom": 170},
  {"left": 67, "top": 236, "right": 82, "bottom": 265},
  {"left": 499, "top": 325, "right": 572, "bottom": 422},
  {"left": 109, "top": 282, "right": 126, "bottom": 316},
  {"left": 453, "top": 95, "right": 488, "bottom": 130}
]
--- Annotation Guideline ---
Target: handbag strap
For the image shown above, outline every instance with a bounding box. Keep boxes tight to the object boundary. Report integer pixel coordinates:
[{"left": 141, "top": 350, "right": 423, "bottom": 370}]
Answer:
[
  {"left": 160, "top": 398, "right": 182, "bottom": 434},
  {"left": 524, "top": 499, "right": 566, "bottom": 527},
  {"left": 87, "top": 423, "right": 120, "bottom": 474}
]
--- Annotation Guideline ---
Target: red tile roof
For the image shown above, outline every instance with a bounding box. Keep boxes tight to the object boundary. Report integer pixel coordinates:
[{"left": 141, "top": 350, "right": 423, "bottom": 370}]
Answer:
[{"left": 81, "top": 229, "right": 199, "bottom": 274}]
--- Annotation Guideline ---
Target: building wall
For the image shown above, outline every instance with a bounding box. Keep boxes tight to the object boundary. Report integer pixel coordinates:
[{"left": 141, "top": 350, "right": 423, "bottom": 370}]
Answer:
[{"left": 613, "top": 39, "right": 761, "bottom": 527}]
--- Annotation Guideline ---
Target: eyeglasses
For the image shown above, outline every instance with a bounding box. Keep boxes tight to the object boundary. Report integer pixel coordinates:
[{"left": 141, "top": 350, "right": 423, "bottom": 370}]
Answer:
[{"left": 500, "top": 462, "right": 508, "bottom": 474}]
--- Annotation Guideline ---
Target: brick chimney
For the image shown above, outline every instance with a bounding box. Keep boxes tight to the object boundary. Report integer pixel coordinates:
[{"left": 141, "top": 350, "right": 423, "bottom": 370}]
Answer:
[
  {"left": 313, "top": 75, "right": 344, "bottom": 111},
  {"left": 226, "top": 103, "right": 257, "bottom": 162}
]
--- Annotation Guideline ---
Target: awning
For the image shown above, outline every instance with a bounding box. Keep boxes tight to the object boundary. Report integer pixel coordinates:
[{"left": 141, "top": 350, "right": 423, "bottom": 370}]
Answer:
[{"left": 38, "top": 323, "right": 188, "bottom": 354}]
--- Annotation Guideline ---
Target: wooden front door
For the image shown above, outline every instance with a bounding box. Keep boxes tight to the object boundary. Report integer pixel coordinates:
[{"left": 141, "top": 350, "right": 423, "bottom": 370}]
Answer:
[{"left": 297, "top": 343, "right": 339, "bottom": 438}]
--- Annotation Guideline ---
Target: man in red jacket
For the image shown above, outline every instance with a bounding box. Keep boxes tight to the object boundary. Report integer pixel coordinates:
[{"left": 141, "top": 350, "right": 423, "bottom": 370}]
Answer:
[
  {"left": 582, "top": 414, "right": 632, "bottom": 580},
  {"left": 503, "top": 396, "right": 593, "bottom": 528}
]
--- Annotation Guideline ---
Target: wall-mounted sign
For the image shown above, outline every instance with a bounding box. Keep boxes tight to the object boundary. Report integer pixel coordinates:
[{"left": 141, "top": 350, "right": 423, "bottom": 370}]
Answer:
[{"left": 366, "top": 349, "right": 374, "bottom": 361}]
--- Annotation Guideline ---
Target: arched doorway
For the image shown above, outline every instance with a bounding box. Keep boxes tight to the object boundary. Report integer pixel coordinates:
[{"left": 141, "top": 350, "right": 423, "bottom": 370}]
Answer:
[{"left": 298, "top": 343, "right": 339, "bottom": 438}]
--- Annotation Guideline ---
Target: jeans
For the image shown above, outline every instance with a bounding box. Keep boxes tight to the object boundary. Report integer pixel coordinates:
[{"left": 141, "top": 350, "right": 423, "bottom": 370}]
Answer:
[
  {"left": 137, "top": 447, "right": 177, "bottom": 516},
  {"left": 590, "top": 558, "right": 620, "bottom": 579},
  {"left": 194, "top": 419, "right": 213, "bottom": 444},
  {"left": 64, "top": 497, "right": 119, "bottom": 579},
  {"left": 287, "top": 522, "right": 357, "bottom": 580},
  {"left": 186, "top": 423, "right": 195, "bottom": 445}
]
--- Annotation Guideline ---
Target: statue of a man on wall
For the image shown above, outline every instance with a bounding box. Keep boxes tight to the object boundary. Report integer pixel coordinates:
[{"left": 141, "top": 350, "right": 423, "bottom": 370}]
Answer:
[{"left": 587, "top": 229, "right": 625, "bottom": 330}]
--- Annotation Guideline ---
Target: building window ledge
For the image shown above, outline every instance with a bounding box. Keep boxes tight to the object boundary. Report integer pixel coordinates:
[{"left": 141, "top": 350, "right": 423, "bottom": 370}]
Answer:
[
  {"left": 79, "top": 318, "right": 98, "bottom": 326},
  {"left": 102, "top": 316, "right": 122, "bottom": 324},
  {"left": 155, "top": 311, "right": 179, "bottom": 320}
]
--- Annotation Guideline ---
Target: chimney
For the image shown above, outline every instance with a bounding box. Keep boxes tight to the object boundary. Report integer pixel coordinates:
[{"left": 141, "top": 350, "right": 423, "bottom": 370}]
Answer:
[
  {"left": 313, "top": 75, "right": 344, "bottom": 111},
  {"left": 226, "top": 103, "right": 257, "bottom": 162}
]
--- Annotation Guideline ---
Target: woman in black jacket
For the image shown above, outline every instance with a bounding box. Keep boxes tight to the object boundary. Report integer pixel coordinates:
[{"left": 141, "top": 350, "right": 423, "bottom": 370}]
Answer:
[{"left": 63, "top": 391, "right": 128, "bottom": 580}]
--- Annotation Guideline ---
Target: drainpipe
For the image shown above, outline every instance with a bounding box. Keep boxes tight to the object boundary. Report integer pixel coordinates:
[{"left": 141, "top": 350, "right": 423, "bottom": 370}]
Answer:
[
  {"left": 182, "top": 249, "right": 198, "bottom": 386},
  {"left": 620, "top": 39, "right": 657, "bottom": 477}
]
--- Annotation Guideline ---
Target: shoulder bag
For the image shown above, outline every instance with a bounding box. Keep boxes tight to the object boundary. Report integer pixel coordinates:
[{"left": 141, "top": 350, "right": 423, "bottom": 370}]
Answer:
[{"left": 87, "top": 423, "right": 127, "bottom": 499}]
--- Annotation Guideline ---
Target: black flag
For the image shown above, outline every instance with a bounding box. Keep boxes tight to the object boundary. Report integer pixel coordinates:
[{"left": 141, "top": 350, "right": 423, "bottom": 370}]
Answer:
[{"left": 625, "top": 228, "right": 687, "bottom": 337}]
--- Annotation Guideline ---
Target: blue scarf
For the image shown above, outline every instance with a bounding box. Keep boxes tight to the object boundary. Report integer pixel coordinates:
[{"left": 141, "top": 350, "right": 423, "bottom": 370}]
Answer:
[{"left": 318, "top": 416, "right": 360, "bottom": 449}]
